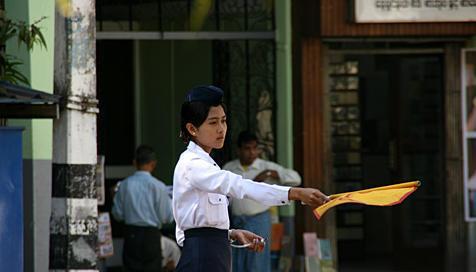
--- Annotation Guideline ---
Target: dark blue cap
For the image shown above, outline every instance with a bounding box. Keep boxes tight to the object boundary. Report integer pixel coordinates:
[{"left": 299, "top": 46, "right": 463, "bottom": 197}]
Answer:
[{"left": 185, "top": 85, "right": 224, "bottom": 104}]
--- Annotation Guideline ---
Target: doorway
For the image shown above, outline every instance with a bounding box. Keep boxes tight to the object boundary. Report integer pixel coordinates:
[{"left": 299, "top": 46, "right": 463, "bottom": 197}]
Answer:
[
  {"left": 96, "top": 37, "right": 277, "bottom": 270},
  {"left": 329, "top": 53, "right": 445, "bottom": 271}
]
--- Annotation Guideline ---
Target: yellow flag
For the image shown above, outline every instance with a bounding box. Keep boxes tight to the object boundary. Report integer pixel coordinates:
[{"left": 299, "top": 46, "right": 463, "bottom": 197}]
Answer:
[{"left": 314, "top": 181, "right": 420, "bottom": 220}]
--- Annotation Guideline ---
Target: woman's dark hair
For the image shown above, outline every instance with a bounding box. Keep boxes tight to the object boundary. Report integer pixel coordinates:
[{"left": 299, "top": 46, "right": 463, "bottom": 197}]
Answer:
[
  {"left": 180, "top": 100, "right": 226, "bottom": 143},
  {"left": 180, "top": 85, "right": 226, "bottom": 143}
]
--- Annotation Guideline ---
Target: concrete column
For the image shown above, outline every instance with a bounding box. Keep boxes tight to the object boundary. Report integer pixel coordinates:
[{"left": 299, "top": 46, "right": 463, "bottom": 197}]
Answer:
[
  {"left": 276, "top": 0, "right": 293, "bottom": 168},
  {"left": 50, "top": 0, "right": 98, "bottom": 270}
]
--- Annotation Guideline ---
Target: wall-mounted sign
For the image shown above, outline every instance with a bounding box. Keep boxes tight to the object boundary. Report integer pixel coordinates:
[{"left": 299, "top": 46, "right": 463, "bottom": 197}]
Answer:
[
  {"left": 354, "top": 0, "right": 476, "bottom": 23},
  {"left": 98, "top": 212, "right": 114, "bottom": 258}
]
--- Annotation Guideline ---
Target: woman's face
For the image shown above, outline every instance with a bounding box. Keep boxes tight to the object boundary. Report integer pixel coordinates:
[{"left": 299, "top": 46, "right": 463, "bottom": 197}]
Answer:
[{"left": 188, "top": 105, "right": 227, "bottom": 153}]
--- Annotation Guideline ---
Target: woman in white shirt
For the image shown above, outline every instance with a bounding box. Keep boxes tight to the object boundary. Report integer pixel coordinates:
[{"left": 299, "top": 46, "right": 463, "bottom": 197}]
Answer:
[{"left": 173, "top": 85, "right": 329, "bottom": 272}]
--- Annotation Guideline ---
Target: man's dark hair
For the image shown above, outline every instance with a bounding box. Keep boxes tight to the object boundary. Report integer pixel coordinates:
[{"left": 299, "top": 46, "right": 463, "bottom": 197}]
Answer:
[
  {"left": 237, "top": 130, "right": 258, "bottom": 147},
  {"left": 134, "top": 145, "right": 156, "bottom": 166}
]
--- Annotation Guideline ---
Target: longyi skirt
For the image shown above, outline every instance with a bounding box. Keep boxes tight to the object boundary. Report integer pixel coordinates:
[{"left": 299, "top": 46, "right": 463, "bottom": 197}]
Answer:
[{"left": 176, "top": 227, "right": 231, "bottom": 272}]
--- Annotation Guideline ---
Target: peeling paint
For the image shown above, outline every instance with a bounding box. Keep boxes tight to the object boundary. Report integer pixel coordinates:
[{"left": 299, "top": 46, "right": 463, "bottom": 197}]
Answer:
[
  {"left": 49, "top": 234, "right": 98, "bottom": 269},
  {"left": 69, "top": 218, "right": 97, "bottom": 235},
  {"left": 52, "top": 165, "right": 97, "bottom": 197},
  {"left": 71, "top": 237, "right": 97, "bottom": 265},
  {"left": 55, "top": 0, "right": 96, "bottom": 99},
  {"left": 50, "top": 197, "right": 98, "bottom": 236},
  {"left": 53, "top": 112, "right": 97, "bottom": 164},
  {"left": 52, "top": 0, "right": 98, "bottom": 269},
  {"left": 50, "top": 216, "right": 68, "bottom": 235}
]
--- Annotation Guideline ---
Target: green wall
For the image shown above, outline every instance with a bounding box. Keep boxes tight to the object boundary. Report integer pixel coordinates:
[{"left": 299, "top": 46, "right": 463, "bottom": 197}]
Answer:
[
  {"left": 105, "top": 1, "right": 294, "bottom": 182},
  {"left": 137, "top": 40, "right": 213, "bottom": 183},
  {"left": 134, "top": 3, "right": 294, "bottom": 179},
  {"left": 5, "top": 0, "right": 54, "bottom": 160}
]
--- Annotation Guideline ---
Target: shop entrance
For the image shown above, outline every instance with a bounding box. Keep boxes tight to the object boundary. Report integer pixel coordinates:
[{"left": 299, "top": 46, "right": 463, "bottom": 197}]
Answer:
[{"left": 329, "top": 53, "right": 445, "bottom": 271}]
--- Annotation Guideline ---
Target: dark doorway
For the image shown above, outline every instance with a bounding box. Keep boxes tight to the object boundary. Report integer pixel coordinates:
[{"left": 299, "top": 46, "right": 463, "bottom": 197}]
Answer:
[{"left": 333, "top": 54, "right": 445, "bottom": 272}]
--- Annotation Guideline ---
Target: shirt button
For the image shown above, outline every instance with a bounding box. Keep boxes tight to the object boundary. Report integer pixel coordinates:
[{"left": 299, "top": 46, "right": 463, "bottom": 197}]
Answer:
[
  {"left": 219, "top": 198, "right": 221, "bottom": 201},
  {"left": 281, "top": 201, "right": 285, "bottom": 204},
  {"left": 213, "top": 163, "right": 217, "bottom": 166}
]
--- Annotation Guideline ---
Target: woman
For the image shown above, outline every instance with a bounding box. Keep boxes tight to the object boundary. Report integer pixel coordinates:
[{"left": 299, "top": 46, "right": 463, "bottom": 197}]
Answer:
[{"left": 173, "top": 85, "right": 329, "bottom": 272}]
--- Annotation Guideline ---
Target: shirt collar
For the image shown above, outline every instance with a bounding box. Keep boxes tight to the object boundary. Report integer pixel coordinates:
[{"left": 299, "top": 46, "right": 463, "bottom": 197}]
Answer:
[
  {"left": 187, "top": 141, "right": 218, "bottom": 165},
  {"left": 239, "top": 158, "right": 261, "bottom": 171},
  {"left": 134, "top": 170, "right": 152, "bottom": 176}
]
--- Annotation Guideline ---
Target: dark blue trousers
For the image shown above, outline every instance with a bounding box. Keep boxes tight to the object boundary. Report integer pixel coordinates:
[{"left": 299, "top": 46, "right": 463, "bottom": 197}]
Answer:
[
  {"left": 123, "top": 225, "right": 162, "bottom": 272},
  {"left": 176, "top": 227, "right": 231, "bottom": 272}
]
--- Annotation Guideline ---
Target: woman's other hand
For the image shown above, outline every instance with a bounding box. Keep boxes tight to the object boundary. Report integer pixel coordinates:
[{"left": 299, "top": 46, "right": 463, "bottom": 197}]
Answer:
[{"left": 230, "top": 229, "right": 265, "bottom": 252}]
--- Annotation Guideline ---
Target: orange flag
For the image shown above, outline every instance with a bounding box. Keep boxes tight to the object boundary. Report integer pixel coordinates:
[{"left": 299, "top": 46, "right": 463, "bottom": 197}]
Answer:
[{"left": 314, "top": 181, "right": 420, "bottom": 220}]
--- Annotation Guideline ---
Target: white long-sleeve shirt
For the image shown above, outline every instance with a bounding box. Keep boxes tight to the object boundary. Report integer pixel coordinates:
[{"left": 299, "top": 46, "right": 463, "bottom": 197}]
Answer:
[
  {"left": 172, "top": 141, "right": 291, "bottom": 246},
  {"left": 223, "top": 158, "right": 301, "bottom": 216}
]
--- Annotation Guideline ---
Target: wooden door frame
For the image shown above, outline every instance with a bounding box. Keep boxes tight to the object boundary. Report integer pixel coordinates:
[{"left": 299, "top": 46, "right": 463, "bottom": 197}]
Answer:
[{"left": 444, "top": 43, "right": 467, "bottom": 272}]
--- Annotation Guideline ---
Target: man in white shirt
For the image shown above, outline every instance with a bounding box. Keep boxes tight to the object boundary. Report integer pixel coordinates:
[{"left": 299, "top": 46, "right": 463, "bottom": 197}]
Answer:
[{"left": 223, "top": 131, "right": 301, "bottom": 272}]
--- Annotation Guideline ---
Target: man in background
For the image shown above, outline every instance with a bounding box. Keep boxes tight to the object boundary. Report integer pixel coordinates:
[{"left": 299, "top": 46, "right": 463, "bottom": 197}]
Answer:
[
  {"left": 223, "top": 131, "right": 302, "bottom": 272},
  {"left": 112, "top": 145, "right": 174, "bottom": 272}
]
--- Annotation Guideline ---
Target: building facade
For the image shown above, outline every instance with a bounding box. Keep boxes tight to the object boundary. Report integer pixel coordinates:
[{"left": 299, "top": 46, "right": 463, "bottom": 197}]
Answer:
[
  {"left": 4, "top": 0, "right": 476, "bottom": 271},
  {"left": 292, "top": 1, "right": 476, "bottom": 271}
]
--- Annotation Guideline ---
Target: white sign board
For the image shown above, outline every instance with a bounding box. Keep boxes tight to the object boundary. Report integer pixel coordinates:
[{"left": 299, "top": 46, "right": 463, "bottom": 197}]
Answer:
[
  {"left": 355, "top": 0, "right": 476, "bottom": 23},
  {"left": 98, "top": 212, "right": 114, "bottom": 258}
]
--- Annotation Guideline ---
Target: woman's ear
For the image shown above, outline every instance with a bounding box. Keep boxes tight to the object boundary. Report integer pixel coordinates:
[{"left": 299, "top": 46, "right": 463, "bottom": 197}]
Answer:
[{"left": 186, "top": 123, "right": 197, "bottom": 136}]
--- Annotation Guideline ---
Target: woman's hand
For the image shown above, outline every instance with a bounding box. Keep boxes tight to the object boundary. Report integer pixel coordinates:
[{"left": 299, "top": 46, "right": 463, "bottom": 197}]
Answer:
[
  {"left": 288, "top": 187, "right": 329, "bottom": 208},
  {"left": 230, "top": 229, "right": 265, "bottom": 252}
]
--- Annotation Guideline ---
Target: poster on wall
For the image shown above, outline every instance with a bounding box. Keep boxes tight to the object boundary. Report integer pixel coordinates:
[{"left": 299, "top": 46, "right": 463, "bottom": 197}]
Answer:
[
  {"left": 98, "top": 212, "right": 114, "bottom": 258},
  {"left": 462, "top": 49, "right": 476, "bottom": 222},
  {"left": 354, "top": 0, "right": 476, "bottom": 23}
]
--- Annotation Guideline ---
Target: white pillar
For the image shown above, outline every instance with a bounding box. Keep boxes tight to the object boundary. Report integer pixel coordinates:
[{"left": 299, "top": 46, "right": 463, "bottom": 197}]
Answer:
[{"left": 50, "top": 0, "right": 98, "bottom": 270}]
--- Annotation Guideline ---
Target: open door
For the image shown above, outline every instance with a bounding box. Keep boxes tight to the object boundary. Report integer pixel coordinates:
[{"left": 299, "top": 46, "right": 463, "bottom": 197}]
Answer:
[
  {"left": 384, "top": 55, "right": 444, "bottom": 268},
  {"left": 332, "top": 53, "right": 445, "bottom": 271}
]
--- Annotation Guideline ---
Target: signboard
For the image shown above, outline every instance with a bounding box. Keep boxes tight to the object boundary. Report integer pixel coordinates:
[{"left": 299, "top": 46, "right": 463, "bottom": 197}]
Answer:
[
  {"left": 354, "top": 0, "right": 476, "bottom": 23},
  {"left": 462, "top": 49, "right": 476, "bottom": 222},
  {"left": 98, "top": 212, "right": 114, "bottom": 258}
]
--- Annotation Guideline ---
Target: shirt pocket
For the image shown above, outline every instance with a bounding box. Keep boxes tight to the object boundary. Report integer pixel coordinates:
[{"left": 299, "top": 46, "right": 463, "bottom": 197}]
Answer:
[{"left": 206, "top": 193, "right": 228, "bottom": 226}]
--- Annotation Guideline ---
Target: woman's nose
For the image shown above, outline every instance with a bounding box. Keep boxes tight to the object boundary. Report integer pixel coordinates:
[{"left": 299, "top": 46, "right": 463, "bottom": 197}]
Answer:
[{"left": 218, "top": 122, "right": 226, "bottom": 133}]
